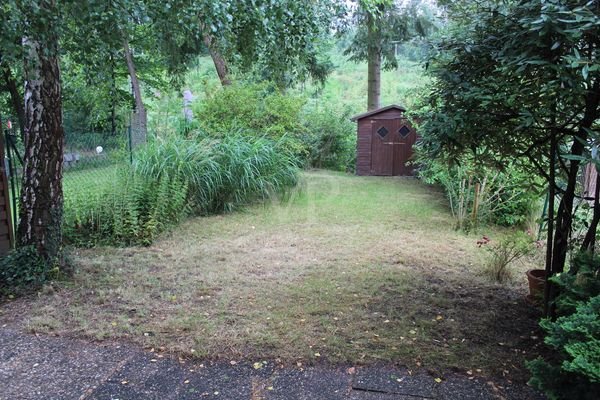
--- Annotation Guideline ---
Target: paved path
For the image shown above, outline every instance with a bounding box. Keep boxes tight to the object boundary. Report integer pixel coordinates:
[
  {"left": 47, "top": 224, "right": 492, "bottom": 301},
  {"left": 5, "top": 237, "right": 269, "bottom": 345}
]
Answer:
[{"left": 0, "top": 328, "right": 544, "bottom": 400}]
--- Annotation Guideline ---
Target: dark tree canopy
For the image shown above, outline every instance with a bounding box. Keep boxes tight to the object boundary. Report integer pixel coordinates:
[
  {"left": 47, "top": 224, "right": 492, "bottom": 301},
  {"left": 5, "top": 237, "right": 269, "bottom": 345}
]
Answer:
[{"left": 419, "top": 0, "right": 600, "bottom": 314}]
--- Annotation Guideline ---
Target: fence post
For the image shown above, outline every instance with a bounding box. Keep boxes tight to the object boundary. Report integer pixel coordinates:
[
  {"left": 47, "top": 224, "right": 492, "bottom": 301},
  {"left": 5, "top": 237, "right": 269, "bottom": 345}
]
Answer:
[
  {"left": 128, "top": 120, "right": 133, "bottom": 165},
  {"left": 0, "top": 114, "right": 16, "bottom": 252}
]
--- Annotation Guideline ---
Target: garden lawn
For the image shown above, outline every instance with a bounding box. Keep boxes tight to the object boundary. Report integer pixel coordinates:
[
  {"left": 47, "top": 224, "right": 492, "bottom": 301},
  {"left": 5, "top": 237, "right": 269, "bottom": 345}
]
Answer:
[{"left": 0, "top": 170, "right": 545, "bottom": 381}]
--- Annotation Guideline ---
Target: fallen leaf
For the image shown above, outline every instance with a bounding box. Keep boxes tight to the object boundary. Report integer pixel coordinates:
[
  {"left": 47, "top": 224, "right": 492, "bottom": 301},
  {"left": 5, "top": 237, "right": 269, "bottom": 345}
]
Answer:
[
  {"left": 436, "top": 315, "right": 443, "bottom": 321},
  {"left": 434, "top": 378, "right": 442, "bottom": 383},
  {"left": 347, "top": 367, "right": 356, "bottom": 375},
  {"left": 253, "top": 362, "right": 263, "bottom": 370}
]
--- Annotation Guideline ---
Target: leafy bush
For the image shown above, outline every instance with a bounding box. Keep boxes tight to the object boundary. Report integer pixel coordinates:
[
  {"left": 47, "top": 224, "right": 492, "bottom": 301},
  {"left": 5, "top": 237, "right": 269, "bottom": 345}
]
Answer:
[
  {"left": 553, "top": 252, "right": 600, "bottom": 315},
  {"left": 301, "top": 104, "right": 356, "bottom": 171},
  {"left": 194, "top": 82, "right": 307, "bottom": 156},
  {"left": 416, "top": 156, "right": 541, "bottom": 230},
  {"left": 527, "top": 252, "right": 600, "bottom": 399},
  {"left": 63, "top": 133, "right": 299, "bottom": 246},
  {"left": 481, "top": 232, "right": 534, "bottom": 283},
  {"left": 0, "top": 246, "right": 53, "bottom": 291},
  {"left": 527, "top": 295, "right": 600, "bottom": 400}
]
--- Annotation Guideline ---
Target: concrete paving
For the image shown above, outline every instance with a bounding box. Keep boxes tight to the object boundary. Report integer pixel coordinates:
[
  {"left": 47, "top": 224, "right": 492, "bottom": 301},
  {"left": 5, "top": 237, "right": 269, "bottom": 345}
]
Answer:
[{"left": 0, "top": 328, "right": 545, "bottom": 400}]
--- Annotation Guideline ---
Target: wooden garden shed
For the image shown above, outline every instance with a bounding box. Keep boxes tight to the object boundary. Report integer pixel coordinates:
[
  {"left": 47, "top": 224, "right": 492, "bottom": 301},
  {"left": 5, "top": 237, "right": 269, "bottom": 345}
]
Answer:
[{"left": 352, "top": 105, "right": 417, "bottom": 176}]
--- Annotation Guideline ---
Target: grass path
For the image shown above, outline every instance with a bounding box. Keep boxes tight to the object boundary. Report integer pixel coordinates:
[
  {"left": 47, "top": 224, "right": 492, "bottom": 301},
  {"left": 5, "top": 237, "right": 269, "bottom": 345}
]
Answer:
[{"left": 0, "top": 171, "right": 545, "bottom": 381}]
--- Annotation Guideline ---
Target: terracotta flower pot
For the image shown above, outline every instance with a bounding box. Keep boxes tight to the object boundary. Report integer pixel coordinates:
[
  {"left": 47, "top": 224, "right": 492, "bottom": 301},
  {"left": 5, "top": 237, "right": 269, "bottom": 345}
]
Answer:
[{"left": 526, "top": 269, "right": 546, "bottom": 303}]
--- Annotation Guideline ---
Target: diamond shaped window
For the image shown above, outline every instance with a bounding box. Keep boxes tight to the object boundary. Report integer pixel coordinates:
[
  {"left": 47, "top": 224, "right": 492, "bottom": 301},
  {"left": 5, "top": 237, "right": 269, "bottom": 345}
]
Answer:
[
  {"left": 398, "top": 125, "right": 411, "bottom": 138},
  {"left": 377, "top": 126, "right": 389, "bottom": 138}
]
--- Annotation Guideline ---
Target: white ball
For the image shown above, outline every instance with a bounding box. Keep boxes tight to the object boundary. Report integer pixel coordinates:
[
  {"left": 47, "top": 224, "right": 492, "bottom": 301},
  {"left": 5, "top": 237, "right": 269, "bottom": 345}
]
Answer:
[{"left": 96, "top": 146, "right": 103, "bottom": 154}]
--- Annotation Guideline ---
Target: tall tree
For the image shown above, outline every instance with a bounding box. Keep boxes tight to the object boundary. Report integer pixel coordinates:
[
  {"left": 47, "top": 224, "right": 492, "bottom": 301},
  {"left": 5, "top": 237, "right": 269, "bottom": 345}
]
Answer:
[
  {"left": 17, "top": 0, "right": 65, "bottom": 264},
  {"left": 148, "top": 0, "right": 338, "bottom": 89},
  {"left": 345, "top": 0, "right": 438, "bottom": 110},
  {"left": 419, "top": 0, "right": 600, "bottom": 315}
]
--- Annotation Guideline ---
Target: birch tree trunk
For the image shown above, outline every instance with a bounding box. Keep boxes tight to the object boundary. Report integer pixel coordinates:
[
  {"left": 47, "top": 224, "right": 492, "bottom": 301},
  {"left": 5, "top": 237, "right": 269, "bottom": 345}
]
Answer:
[
  {"left": 123, "top": 38, "right": 147, "bottom": 146},
  {"left": 18, "top": 32, "right": 64, "bottom": 263}
]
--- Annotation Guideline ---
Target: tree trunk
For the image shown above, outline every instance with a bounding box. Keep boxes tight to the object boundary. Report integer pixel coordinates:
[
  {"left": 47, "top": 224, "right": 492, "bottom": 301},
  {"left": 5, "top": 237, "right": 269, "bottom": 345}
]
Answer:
[
  {"left": 123, "top": 38, "right": 147, "bottom": 146},
  {"left": 1, "top": 62, "right": 26, "bottom": 140},
  {"left": 543, "top": 136, "right": 556, "bottom": 317},
  {"left": 18, "top": 33, "right": 64, "bottom": 264},
  {"left": 366, "top": 12, "right": 381, "bottom": 111},
  {"left": 203, "top": 34, "right": 231, "bottom": 86},
  {"left": 547, "top": 81, "right": 600, "bottom": 317},
  {"left": 580, "top": 168, "right": 600, "bottom": 254}
]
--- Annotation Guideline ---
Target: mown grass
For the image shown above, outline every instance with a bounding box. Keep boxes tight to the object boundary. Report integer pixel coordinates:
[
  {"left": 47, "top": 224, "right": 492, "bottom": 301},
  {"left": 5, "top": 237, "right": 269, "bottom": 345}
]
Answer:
[{"left": 1, "top": 171, "right": 545, "bottom": 381}]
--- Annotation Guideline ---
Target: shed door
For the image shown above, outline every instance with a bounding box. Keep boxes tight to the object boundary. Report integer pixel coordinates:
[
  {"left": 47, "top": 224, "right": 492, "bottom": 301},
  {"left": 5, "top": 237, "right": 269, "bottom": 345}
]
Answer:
[
  {"left": 392, "top": 120, "right": 417, "bottom": 176},
  {"left": 370, "top": 119, "right": 394, "bottom": 175}
]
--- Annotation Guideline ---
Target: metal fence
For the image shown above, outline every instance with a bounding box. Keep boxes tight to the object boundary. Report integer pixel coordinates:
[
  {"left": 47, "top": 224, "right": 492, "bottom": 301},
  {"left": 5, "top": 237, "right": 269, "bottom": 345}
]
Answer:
[{"left": 1, "top": 112, "right": 138, "bottom": 246}]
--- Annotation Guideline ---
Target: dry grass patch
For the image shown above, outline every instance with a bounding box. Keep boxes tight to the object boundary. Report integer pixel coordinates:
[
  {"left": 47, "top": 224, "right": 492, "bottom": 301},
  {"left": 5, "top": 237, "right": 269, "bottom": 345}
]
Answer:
[{"left": 0, "top": 171, "right": 545, "bottom": 381}]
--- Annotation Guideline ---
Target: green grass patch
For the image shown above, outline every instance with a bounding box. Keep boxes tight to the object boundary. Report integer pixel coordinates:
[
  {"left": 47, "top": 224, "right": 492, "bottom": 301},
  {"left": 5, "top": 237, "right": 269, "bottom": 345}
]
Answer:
[{"left": 2, "top": 171, "right": 545, "bottom": 381}]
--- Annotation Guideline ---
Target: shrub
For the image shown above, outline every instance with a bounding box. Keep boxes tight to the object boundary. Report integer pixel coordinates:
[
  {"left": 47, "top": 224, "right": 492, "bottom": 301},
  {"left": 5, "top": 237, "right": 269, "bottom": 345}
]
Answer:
[
  {"left": 301, "top": 104, "right": 356, "bottom": 172},
  {"left": 527, "top": 252, "right": 600, "bottom": 399},
  {"left": 194, "top": 82, "right": 307, "bottom": 157},
  {"left": 481, "top": 232, "right": 534, "bottom": 283},
  {"left": 0, "top": 246, "right": 54, "bottom": 291},
  {"left": 416, "top": 156, "right": 541, "bottom": 230},
  {"left": 63, "top": 133, "right": 299, "bottom": 246},
  {"left": 527, "top": 295, "right": 600, "bottom": 400}
]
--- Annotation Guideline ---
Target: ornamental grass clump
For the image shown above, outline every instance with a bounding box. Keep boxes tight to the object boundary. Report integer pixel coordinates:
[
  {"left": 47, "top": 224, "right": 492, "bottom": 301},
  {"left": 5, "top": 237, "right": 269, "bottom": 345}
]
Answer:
[{"left": 63, "top": 133, "right": 299, "bottom": 246}]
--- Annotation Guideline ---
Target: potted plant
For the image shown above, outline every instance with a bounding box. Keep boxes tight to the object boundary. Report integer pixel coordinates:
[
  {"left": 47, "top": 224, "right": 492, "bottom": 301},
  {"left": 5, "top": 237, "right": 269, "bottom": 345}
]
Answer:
[{"left": 526, "top": 269, "right": 546, "bottom": 303}]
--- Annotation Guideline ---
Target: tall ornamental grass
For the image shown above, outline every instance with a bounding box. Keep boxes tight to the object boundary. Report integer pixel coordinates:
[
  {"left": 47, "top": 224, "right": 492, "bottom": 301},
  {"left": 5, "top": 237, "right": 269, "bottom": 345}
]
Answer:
[{"left": 63, "top": 133, "right": 299, "bottom": 246}]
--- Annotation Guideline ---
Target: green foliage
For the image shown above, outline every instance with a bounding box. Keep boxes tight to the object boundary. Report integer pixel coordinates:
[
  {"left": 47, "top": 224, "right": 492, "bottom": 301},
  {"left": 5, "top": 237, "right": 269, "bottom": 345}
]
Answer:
[
  {"left": 528, "top": 295, "right": 600, "bottom": 400},
  {"left": 147, "top": 0, "right": 339, "bottom": 88},
  {"left": 553, "top": 252, "right": 600, "bottom": 316},
  {"left": 301, "top": 104, "right": 356, "bottom": 171},
  {"left": 482, "top": 232, "right": 534, "bottom": 284},
  {"left": 63, "top": 133, "right": 299, "bottom": 246},
  {"left": 527, "top": 252, "right": 600, "bottom": 399},
  {"left": 343, "top": 0, "right": 439, "bottom": 70},
  {"left": 0, "top": 246, "right": 51, "bottom": 291},
  {"left": 417, "top": 155, "right": 541, "bottom": 230},
  {"left": 194, "top": 82, "right": 308, "bottom": 156}
]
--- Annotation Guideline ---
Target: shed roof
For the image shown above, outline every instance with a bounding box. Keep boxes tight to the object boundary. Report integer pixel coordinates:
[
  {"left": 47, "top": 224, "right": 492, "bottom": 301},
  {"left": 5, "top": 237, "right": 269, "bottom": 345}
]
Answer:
[{"left": 350, "top": 104, "right": 407, "bottom": 122}]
